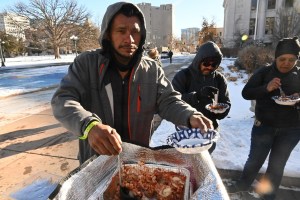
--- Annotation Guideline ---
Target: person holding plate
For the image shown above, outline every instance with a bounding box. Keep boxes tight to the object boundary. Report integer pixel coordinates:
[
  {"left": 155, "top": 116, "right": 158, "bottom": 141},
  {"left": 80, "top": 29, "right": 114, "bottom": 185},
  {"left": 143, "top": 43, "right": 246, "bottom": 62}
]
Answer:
[
  {"left": 172, "top": 41, "right": 231, "bottom": 154},
  {"left": 51, "top": 2, "right": 213, "bottom": 164},
  {"left": 229, "top": 37, "right": 300, "bottom": 200}
]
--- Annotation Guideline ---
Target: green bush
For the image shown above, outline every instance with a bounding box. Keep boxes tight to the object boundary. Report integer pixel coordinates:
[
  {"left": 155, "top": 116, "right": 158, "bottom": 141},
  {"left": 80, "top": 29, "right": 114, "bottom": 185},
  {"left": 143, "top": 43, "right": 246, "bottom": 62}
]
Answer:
[{"left": 235, "top": 45, "right": 274, "bottom": 74}]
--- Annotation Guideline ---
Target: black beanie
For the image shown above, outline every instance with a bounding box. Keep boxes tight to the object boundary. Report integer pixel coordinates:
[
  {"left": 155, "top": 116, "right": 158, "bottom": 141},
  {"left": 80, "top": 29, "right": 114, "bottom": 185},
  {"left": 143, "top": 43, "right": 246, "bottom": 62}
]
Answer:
[{"left": 275, "top": 36, "right": 300, "bottom": 58}]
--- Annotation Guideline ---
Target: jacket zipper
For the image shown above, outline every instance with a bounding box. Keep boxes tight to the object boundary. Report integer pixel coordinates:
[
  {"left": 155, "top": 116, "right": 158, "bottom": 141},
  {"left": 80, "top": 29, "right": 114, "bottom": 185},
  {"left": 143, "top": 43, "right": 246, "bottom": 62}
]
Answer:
[
  {"left": 99, "top": 63, "right": 104, "bottom": 75},
  {"left": 127, "top": 69, "right": 135, "bottom": 140},
  {"left": 137, "top": 85, "right": 141, "bottom": 113}
]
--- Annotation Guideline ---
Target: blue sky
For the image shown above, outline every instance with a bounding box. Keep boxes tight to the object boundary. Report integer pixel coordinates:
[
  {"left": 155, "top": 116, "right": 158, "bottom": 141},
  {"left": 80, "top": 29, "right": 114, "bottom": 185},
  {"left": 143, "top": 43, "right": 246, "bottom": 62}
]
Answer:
[{"left": 0, "top": 0, "right": 224, "bottom": 37}]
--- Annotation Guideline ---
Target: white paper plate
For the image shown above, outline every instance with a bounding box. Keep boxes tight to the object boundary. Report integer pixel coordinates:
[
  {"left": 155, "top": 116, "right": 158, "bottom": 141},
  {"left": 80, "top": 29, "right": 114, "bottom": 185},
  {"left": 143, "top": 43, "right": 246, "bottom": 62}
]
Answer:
[
  {"left": 272, "top": 96, "right": 300, "bottom": 106},
  {"left": 166, "top": 128, "right": 220, "bottom": 154},
  {"left": 205, "top": 103, "right": 229, "bottom": 114}
]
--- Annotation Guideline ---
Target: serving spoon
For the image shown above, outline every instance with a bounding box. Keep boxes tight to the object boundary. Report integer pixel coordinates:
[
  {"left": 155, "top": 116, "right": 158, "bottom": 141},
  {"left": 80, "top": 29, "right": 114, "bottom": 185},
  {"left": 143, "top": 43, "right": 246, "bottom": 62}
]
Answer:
[{"left": 118, "top": 155, "right": 138, "bottom": 200}]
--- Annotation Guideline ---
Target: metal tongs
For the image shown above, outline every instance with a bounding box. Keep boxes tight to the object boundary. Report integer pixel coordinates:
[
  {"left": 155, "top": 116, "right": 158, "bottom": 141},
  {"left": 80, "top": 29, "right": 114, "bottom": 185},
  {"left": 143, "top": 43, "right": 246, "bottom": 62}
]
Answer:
[{"left": 279, "top": 86, "right": 286, "bottom": 97}]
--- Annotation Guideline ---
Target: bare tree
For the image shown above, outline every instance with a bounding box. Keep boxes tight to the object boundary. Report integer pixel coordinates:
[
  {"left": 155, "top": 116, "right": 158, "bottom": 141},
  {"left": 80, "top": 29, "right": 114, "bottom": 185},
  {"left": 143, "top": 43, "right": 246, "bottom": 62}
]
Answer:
[
  {"left": 199, "top": 17, "right": 216, "bottom": 43},
  {"left": 75, "top": 20, "right": 100, "bottom": 52},
  {"left": 10, "top": 0, "right": 90, "bottom": 58},
  {"left": 273, "top": 8, "right": 300, "bottom": 43},
  {"left": 0, "top": 31, "right": 26, "bottom": 57}
]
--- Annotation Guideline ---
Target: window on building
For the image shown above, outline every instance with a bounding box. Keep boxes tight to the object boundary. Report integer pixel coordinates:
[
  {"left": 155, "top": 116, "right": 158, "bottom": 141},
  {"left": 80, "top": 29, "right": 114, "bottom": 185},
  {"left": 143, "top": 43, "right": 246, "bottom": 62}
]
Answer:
[
  {"left": 267, "top": 0, "right": 276, "bottom": 9},
  {"left": 249, "top": 18, "right": 256, "bottom": 35},
  {"left": 265, "top": 17, "right": 274, "bottom": 34},
  {"left": 285, "top": 0, "right": 294, "bottom": 7},
  {"left": 251, "top": 0, "right": 258, "bottom": 10}
]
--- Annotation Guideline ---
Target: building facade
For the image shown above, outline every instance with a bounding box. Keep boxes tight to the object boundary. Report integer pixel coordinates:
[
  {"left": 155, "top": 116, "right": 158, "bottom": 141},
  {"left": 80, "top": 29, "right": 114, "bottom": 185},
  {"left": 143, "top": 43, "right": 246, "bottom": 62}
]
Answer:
[
  {"left": 137, "top": 3, "right": 173, "bottom": 50},
  {"left": 223, "top": 0, "right": 300, "bottom": 47},
  {"left": 181, "top": 28, "right": 200, "bottom": 51},
  {"left": 0, "top": 13, "right": 30, "bottom": 40}
]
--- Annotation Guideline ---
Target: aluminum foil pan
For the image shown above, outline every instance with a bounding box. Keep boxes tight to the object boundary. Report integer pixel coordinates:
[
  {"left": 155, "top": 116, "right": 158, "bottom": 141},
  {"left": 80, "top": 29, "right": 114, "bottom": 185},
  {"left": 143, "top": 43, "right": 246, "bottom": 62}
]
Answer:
[
  {"left": 103, "top": 163, "right": 190, "bottom": 200},
  {"left": 49, "top": 142, "right": 229, "bottom": 200}
]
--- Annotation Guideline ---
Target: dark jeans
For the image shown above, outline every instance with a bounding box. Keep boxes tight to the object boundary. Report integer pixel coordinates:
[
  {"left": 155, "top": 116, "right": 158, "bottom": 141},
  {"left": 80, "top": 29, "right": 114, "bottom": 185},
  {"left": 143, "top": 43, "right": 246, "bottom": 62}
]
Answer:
[{"left": 238, "top": 121, "right": 300, "bottom": 199}]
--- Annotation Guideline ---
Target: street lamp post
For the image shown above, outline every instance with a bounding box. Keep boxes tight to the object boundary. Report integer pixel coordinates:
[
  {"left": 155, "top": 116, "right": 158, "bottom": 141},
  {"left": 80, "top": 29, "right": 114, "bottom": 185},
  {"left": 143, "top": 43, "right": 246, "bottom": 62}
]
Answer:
[
  {"left": 70, "top": 35, "right": 79, "bottom": 57},
  {"left": 0, "top": 39, "right": 5, "bottom": 67}
]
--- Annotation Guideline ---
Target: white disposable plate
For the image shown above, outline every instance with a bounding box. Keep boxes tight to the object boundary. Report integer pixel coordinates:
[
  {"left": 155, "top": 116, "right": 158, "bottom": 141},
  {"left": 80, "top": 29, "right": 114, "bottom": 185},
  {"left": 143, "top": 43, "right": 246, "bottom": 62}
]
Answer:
[
  {"left": 205, "top": 103, "right": 229, "bottom": 113},
  {"left": 166, "top": 128, "right": 220, "bottom": 154},
  {"left": 272, "top": 96, "right": 300, "bottom": 106}
]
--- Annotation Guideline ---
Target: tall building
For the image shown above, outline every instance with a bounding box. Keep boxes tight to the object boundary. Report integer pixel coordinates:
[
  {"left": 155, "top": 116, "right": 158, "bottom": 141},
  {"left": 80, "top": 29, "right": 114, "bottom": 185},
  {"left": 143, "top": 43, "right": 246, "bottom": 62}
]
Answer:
[
  {"left": 223, "top": 0, "right": 300, "bottom": 47},
  {"left": 181, "top": 28, "right": 200, "bottom": 52},
  {"left": 137, "top": 3, "right": 173, "bottom": 50},
  {"left": 181, "top": 28, "right": 200, "bottom": 45},
  {"left": 0, "top": 13, "right": 30, "bottom": 40}
]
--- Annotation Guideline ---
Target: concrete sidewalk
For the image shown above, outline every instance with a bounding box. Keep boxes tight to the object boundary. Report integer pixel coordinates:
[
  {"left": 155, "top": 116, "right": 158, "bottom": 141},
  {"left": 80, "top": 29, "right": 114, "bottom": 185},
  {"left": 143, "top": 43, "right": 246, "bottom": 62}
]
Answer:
[
  {"left": 0, "top": 108, "right": 79, "bottom": 200},
  {"left": 219, "top": 169, "right": 300, "bottom": 200}
]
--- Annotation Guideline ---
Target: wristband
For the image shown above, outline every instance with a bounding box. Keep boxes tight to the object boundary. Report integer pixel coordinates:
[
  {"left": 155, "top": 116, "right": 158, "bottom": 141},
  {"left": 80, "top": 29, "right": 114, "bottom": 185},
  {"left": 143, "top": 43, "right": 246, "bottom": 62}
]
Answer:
[{"left": 79, "top": 121, "right": 99, "bottom": 140}]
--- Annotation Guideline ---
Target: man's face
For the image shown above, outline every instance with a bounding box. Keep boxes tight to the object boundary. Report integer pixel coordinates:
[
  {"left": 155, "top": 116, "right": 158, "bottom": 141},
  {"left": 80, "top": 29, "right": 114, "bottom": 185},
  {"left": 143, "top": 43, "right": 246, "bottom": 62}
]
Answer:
[
  {"left": 275, "top": 54, "right": 297, "bottom": 73},
  {"left": 109, "top": 13, "right": 142, "bottom": 62},
  {"left": 199, "top": 58, "right": 219, "bottom": 75}
]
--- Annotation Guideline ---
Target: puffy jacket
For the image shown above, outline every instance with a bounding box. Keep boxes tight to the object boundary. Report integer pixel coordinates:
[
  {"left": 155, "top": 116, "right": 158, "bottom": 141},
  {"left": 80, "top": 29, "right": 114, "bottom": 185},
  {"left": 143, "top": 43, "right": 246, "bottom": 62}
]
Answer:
[
  {"left": 51, "top": 2, "right": 198, "bottom": 163},
  {"left": 172, "top": 42, "right": 231, "bottom": 129},
  {"left": 242, "top": 63, "right": 300, "bottom": 128}
]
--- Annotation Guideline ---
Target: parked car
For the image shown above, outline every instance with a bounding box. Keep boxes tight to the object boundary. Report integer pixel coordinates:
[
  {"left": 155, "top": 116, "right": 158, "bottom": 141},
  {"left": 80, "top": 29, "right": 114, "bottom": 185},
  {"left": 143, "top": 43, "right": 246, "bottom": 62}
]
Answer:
[{"left": 160, "top": 51, "right": 170, "bottom": 59}]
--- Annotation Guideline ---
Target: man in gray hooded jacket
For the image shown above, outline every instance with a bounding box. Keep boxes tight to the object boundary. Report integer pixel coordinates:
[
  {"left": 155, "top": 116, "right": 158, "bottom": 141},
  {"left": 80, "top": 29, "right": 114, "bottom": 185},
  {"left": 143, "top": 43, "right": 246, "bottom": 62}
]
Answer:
[{"left": 51, "top": 2, "right": 213, "bottom": 164}]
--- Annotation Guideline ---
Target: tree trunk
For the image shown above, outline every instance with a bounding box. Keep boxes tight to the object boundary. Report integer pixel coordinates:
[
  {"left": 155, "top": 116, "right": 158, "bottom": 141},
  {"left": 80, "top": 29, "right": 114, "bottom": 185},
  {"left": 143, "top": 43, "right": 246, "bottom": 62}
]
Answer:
[{"left": 54, "top": 46, "right": 61, "bottom": 59}]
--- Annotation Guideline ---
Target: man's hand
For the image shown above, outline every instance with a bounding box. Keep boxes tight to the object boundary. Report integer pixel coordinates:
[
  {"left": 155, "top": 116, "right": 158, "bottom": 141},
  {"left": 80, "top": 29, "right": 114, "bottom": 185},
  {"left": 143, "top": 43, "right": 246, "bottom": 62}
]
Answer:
[
  {"left": 88, "top": 123, "right": 122, "bottom": 155},
  {"left": 196, "top": 86, "right": 219, "bottom": 99},
  {"left": 189, "top": 114, "right": 214, "bottom": 132}
]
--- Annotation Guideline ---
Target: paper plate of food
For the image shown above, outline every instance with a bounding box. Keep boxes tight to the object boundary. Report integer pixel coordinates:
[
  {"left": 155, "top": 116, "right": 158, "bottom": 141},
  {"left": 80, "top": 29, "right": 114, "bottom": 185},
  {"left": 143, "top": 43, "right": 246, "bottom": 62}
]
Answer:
[
  {"left": 205, "top": 103, "right": 229, "bottom": 114},
  {"left": 166, "top": 128, "right": 220, "bottom": 154},
  {"left": 272, "top": 95, "right": 300, "bottom": 106}
]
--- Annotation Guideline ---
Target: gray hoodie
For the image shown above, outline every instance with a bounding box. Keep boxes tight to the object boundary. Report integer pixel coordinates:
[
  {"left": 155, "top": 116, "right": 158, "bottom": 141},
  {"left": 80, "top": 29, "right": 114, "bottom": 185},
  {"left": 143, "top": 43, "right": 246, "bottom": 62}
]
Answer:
[{"left": 51, "top": 2, "right": 198, "bottom": 163}]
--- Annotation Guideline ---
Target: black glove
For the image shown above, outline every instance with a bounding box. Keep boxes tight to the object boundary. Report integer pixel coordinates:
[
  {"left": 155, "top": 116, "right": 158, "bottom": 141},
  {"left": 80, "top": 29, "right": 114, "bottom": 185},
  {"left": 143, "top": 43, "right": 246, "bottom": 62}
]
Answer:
[{"left": 196, "top": 86, "right": 219, "bottom": 99}]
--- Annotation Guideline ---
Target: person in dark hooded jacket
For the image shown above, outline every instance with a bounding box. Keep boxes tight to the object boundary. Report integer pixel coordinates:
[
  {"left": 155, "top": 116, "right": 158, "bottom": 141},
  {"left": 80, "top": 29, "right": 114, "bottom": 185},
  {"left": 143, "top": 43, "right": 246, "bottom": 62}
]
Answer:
[
  {"left": 172, "top": 41, "right": 231, "bottom": 153},
  {"left": 228, "top": 37, "right": 300, "bottom": 200},
  {"left": 51, "top": 2, "right": 213, "bottom": 164}
]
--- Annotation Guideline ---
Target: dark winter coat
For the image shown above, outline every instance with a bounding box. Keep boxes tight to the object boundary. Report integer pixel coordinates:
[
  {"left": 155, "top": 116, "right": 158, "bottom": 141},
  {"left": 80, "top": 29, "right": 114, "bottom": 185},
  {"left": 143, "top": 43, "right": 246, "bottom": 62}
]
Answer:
[
  {"left": 242, "top": 63, "right": 300, "bottom": 128},
  {"left": 172, "top": 42, "right": 231, "bottom": 129}
]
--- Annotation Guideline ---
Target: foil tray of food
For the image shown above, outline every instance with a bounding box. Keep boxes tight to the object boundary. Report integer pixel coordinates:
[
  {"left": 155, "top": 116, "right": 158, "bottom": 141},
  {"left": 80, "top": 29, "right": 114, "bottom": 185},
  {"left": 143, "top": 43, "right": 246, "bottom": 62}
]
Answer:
[
  {"left": 103, "top": 162, "right": 191, "bottom": 200},
  {"left": 49, "top": 142, "right": 229, "bottom": 200}
]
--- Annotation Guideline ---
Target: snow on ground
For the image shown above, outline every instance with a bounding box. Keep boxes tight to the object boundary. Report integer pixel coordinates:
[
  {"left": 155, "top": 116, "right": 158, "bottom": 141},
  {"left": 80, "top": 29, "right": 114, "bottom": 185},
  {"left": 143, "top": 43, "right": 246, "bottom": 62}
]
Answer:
[
  {"left": 1, "top": 53, "right": 300, "bottom": 178},
  {"left": 150, "top": 58, "right": 300, "bottom": 178}
]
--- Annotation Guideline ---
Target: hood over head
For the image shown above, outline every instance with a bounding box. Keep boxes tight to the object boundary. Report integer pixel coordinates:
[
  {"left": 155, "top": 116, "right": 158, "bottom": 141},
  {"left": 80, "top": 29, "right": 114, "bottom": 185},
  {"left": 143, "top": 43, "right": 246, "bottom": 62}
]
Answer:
[
  {"left": 191, "top": 41, "right": 223, "bottom": 72},
  {"left": 99, "top": 2, "right": 146, "bottom": 55}
]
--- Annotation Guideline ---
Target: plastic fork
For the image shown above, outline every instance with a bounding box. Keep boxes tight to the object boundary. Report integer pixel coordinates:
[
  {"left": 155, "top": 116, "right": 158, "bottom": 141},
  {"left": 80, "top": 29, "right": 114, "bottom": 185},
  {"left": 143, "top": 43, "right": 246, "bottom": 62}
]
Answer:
[{"left": 279, "top": 86, "right": 286, "bottom": 97}]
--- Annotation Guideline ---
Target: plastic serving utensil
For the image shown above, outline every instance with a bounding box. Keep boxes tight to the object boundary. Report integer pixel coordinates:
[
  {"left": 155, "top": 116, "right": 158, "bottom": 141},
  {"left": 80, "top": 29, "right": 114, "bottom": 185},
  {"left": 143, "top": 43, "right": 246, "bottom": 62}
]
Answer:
[
  {"left": 213, "top": 91, "right": 219, "bottom": 107},
  {"left": 279, "top": 86, "right": 286, "bottom": 97},
  {"left": 118, "top": 155, "right": 138, "bottom": 200}
]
